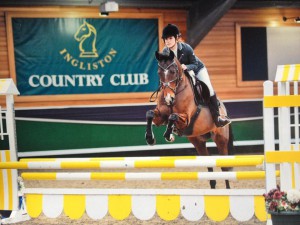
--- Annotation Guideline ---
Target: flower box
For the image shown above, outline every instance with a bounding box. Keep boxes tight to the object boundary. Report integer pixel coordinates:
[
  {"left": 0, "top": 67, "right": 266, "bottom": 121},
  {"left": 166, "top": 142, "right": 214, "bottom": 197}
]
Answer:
[
  {"left": 269, "top": 211, "right": 300, "bottom": 225},
  {"left": 264, "top": 187, "right": 300, "bottom": 225}
]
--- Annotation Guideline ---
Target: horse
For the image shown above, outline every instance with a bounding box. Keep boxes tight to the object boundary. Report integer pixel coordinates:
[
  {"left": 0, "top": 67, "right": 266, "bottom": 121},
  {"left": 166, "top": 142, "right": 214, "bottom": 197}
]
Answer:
[
  {"left": 74, "top": 21, "right": 98, "bottom": 57},
  {"left": 145, "top": 51, "right": 234, "bottom": 189}
]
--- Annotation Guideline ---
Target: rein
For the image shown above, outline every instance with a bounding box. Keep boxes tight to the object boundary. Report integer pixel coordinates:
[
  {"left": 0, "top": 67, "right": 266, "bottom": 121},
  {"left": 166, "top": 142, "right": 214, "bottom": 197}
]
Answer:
[{"left": 149, "top": 84, "right": 161, "bottom": 102}]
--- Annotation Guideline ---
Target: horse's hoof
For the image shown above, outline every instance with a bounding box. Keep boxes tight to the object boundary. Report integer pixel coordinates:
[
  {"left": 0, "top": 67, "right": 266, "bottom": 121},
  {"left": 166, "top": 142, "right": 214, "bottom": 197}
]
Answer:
[
  {"left": 165, "top": 134, "right": 175, "bottom": 142},
  {"left": 145, "top": 133, "right": 156, "bottom": 145},
  {"left": 146, "top": 138, "right": 156, "bottom": 146}
]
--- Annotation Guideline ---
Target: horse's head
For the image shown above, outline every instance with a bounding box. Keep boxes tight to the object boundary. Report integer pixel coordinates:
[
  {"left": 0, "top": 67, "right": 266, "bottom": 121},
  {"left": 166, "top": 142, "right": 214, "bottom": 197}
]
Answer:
[
  {"left": 74, "top": 21, "right": 91, "bottom": 41},
  {"left": 155, "top": 51, "right": 182, "bottom": 105}
]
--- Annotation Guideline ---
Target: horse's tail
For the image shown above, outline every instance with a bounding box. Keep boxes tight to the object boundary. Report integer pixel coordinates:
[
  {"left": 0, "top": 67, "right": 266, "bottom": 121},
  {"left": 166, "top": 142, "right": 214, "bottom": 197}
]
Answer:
[{"left": 227, "top": 124, "right": 235, "bottom": 155}]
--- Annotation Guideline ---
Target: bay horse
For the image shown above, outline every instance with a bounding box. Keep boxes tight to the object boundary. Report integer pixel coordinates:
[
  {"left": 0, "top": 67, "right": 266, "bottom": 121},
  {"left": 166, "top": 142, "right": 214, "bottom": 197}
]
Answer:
[{"left": 145, "top": 51, "right": 234, "bottom": 189}]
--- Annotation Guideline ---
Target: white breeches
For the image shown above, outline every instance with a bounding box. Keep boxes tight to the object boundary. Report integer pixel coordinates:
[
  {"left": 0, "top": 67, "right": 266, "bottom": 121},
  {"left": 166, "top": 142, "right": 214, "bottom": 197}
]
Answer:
[{"left": 196, "top": 67, "right": 214, "bottom": 96}]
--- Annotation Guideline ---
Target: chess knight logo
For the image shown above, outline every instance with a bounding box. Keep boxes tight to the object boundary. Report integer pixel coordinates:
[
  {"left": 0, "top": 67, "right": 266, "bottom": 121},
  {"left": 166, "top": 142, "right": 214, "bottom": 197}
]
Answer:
[
  {"left": 59, "top": 20, "right": 117, "bottom": 70},
  {"left": 74, "top": 21, "right": 99, "bottom": 58}
]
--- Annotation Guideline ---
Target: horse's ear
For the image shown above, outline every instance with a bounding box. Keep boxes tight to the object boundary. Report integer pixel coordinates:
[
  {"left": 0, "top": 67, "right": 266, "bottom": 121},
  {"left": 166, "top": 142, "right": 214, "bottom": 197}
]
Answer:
[
  {"left": 155, "top": 51, "right": 160, "bottom": 61},
  {"left": 169, "top": 50, "right": 175, "bottom": 60}
]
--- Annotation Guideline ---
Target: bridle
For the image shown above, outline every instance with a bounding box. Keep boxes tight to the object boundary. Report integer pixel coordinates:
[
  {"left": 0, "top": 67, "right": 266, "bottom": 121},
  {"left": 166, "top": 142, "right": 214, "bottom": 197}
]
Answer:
[
  {"left": 157, "top": 60, "right": 182, "bottom": 93},
  {"left": 149, "top": 58, "right": 184, "bottom": 103}
]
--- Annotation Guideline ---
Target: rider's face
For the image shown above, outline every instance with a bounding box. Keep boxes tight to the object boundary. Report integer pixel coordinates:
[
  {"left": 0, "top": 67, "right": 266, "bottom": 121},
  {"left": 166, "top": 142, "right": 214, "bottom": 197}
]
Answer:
[{"left": 164, "top": 36, "right": 177, "bottom": 49}]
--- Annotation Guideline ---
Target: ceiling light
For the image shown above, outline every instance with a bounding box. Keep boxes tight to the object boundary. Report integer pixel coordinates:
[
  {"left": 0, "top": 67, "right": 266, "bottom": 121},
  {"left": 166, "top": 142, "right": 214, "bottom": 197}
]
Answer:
[
  {"left": 282, "top": 16, "right": 300, "bottom": 23},
  {"left": 294, "top": 17, "right": 300, "bottom": 23},
  {"left": 99, "top": 1, "right": 119, "bottom": 17}
]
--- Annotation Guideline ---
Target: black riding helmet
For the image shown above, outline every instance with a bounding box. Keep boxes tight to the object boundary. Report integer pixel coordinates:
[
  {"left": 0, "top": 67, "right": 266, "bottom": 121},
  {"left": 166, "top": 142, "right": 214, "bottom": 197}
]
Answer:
[{"left": 162, "top": 24, "right": 180, "bottom": 39}]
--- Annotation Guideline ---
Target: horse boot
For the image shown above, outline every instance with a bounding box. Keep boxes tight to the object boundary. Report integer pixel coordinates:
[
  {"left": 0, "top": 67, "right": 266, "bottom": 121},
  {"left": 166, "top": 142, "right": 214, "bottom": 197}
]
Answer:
[{"left": 208, "top": 94, "right": 231, "bottom": 127}]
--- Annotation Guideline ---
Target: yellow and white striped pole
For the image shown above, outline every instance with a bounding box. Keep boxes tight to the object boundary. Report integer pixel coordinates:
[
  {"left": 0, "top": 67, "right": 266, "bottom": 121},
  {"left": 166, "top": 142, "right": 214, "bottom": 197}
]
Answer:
[
  {"left": 0, "top": 157, "right": 264, "bottom": 169},
  {"left": 21, "top": 170, "right": 280, "bottom": 181}
]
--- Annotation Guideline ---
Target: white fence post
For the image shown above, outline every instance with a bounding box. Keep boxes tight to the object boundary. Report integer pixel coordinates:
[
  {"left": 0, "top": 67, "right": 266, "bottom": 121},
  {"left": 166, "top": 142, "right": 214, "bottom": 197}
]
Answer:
[
  {"left": 263, "top": 80, "right": 276, "bottom": 192},
  {"left": 277, "top": 81, "right": 293, "bottom": 191},
  {"left": 0, "top": 79, "right": 19, "bottom": 211}
]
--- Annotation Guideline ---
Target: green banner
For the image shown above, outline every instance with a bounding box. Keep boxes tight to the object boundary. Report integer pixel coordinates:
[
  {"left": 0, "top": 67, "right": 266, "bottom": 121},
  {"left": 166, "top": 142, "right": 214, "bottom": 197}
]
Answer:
[{"left": 12, "top": 18, "right": 159, "bottom": 95}]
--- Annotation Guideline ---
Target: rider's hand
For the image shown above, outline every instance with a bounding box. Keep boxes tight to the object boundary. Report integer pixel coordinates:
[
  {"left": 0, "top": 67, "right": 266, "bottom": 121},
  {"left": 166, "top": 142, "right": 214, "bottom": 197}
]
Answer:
[{"left": 181, "top": 64, "right": 187, "bottom": 70}]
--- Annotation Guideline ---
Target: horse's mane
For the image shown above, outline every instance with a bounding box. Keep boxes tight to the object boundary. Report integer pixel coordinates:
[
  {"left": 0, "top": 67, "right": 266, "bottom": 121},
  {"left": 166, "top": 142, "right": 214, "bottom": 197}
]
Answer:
[
  {"left": 174, "top": 57, "right": 183, "bottom": 76},
  {"left": 155, "top": 50, "right": 174, "bottom": 61}
]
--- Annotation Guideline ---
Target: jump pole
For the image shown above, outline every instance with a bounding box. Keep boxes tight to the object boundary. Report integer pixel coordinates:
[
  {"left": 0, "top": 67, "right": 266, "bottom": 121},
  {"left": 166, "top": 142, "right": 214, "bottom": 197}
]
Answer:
[
  {"left": 19, "top": 154, "right": 264, "bottom": 162},
  {"left": 21, "top": 170, "right": 280, "bottom": 181},
  {"left": 0, "top": 157, "right": 264, "bottom": 169}
]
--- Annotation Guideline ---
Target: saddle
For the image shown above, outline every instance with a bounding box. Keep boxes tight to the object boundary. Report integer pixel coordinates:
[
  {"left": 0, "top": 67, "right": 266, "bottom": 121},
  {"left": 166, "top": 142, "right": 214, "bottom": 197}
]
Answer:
[
  {"left": 182, "top": 71, "right": 212, "bottom": 139},
  {"left": 184, "top": 71, "right": 210, "bottom": 106}
]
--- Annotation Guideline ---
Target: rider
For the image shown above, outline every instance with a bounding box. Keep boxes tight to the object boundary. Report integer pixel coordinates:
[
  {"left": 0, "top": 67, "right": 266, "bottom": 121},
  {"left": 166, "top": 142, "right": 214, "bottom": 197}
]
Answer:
[{"left": 161, "top": 23, "right": 231, "bottom": 127}]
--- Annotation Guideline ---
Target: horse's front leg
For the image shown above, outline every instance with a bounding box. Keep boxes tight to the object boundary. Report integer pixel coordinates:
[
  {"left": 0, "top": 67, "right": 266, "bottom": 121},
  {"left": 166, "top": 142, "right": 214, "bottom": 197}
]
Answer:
[
  {"left": 145, "top": 108, "right": 166, "bottom": 145},
  {"left": 145, "top": 110, "right": 156, "bottom": 145},
  {"left": 163, "top": 114, "right": 178, "bottom": 142},
  {"left": 164, "top": 113, "right": 189, "bottom": 142}
]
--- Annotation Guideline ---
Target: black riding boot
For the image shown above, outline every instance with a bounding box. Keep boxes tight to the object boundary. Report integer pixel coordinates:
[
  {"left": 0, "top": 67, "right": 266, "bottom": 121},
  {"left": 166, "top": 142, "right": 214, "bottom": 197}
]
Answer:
[{"left": 208, "top": 94, "right": 231, "bottom": 127}]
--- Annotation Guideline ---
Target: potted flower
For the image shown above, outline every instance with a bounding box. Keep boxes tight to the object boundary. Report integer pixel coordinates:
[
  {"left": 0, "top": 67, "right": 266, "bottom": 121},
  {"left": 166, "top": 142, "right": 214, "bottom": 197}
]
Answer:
[{"left": 263, "top": 186, "right": 300, "bottom": 225}]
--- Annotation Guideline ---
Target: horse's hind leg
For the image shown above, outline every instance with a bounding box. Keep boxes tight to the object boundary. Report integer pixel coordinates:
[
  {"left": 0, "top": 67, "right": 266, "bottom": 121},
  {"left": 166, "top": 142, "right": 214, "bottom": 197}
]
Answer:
[
  {"left": 207, "top": 167, "right": 216, "bottom": 189},
  {"left": 188, "top": 136, "right": 216, "bottom": 189},
  {"left": 213, "top": 127, "right": 233, "bottom": 189},
  {"left": 221, "top": 168, "right": 230, "bottom": 189},
  {"left": 145, "top": 110, "right": 156, "bottom": 145}
]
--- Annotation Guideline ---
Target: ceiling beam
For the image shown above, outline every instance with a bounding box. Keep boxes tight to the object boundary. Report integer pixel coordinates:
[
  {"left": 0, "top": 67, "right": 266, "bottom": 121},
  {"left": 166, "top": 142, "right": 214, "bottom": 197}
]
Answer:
[
  {"left": 0, "top": 0, "right": 196, "bottom": 8},
  {"left": 187, "top": 0, "right": 237, "bottom": 48},
  {"left": 233, "top": 1, "right": 300, "bottom": 8}
]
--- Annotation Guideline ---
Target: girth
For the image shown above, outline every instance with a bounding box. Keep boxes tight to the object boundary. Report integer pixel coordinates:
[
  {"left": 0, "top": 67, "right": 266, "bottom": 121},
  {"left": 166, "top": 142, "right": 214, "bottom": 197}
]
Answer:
[{"left": 182, "top": 104, "right": 201, "bottom": 136}]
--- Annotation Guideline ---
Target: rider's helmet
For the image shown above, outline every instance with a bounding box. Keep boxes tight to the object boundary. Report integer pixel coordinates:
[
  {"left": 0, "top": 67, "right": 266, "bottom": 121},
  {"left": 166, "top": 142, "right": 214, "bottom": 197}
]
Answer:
[{"left": 162, "top": 24, "right": 180, "bottom": 39}]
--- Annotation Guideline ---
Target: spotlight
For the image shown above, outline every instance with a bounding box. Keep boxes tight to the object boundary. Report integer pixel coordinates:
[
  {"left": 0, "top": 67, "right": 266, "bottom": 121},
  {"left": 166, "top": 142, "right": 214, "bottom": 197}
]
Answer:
[
  {"left": 99, "top": 1, "right": 119, "bottom": 16},
  {"left": 100, "top": 12, "right": 109, "bottom": 16},
  {"left": 282, "top": 16, "right": 300, "bottom": 23}
]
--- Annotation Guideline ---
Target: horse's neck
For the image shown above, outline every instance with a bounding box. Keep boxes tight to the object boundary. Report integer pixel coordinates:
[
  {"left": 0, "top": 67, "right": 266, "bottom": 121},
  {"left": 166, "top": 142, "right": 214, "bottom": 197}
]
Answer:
[
  {"left": 178, "top": 73, "right": 200, "bottom": 111},
  {"left": 180, "top": 73, "right": 192, "bottom": 92},
  {"left": 176, "top": 61, "right": 190, "bottom": 90}
]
